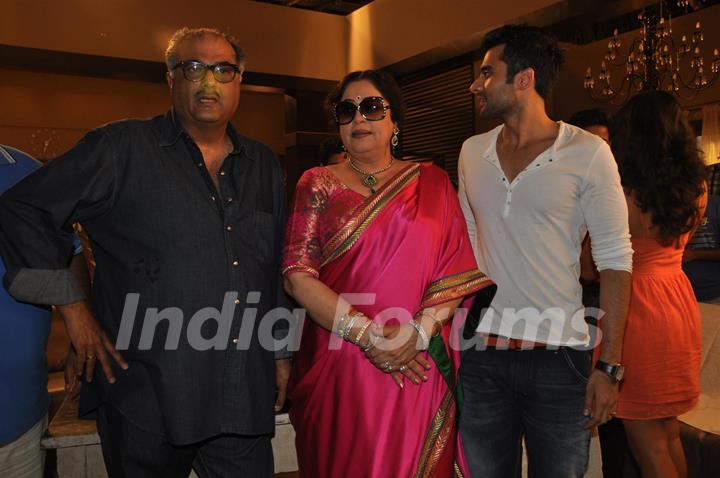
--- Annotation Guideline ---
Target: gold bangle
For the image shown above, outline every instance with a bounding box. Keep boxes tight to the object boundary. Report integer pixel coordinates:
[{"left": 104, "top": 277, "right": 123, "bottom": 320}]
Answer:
[
  {"left": 417, "top": 309, "right": 445, "bottom": 337},
  {"left": 354, "top": 319, "right": 372, "bottom": 346},
  {"left": 430, "top": 319, "right": 447, "bottom": 337}
]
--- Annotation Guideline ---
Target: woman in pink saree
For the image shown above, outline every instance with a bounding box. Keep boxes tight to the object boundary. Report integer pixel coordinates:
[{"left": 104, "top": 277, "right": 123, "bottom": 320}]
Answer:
[{"left": 282, "top": 70, "right": 495, "bottom": 477}]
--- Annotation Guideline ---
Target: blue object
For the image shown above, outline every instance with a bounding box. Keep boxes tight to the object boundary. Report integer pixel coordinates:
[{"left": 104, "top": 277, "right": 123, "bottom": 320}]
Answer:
[
  {"left": 0, "top": 146, "right": 75, "bottom": 443},
  {"left": 0, "top": 146, "right": 50, "bottom": 444},
  {"left": 683, "top": 195, "right": 720, "bottom": 302}
]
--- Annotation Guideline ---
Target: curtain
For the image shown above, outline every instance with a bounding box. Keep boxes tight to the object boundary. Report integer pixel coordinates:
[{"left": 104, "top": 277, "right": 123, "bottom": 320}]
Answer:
[{"left": 702, "top": 103, "right": 720, "bottom": 166}]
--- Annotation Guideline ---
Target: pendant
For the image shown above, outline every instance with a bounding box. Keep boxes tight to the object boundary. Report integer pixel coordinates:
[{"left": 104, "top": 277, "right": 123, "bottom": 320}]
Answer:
[{"left": 362, "top": 174, "right": 378, "bottom": 189}]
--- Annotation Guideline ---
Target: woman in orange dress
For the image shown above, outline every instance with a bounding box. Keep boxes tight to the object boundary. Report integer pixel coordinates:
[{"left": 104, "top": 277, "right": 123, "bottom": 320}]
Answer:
[{"left": 611, "top": 90, "right": 707, "bottom": 478}]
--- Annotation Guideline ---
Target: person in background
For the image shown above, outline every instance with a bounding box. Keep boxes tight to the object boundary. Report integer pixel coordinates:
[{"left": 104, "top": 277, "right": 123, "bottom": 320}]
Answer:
[
  {"left": 318, "top": 137, "right": 346, "bottom": 166},
  {"left": 568, "top": 108, "right": 610, "bottom": 144},
  {"left": 458, "top": 24, "right": 632, "bottom": 477},
  {"left": 283, "top": 69, "right": 495, "bottom": 477},
  {"left": 0, "top": 27, "right": 290, "bottom": 478},
  {"left": 611, "top": 90, "right": 707, "bottom": 478},
  {"left": 0, "top": 145, "right": 87, "bottom": 478},
  {"left": 683, "top": 194, "right": 720, "bottom": 303}
]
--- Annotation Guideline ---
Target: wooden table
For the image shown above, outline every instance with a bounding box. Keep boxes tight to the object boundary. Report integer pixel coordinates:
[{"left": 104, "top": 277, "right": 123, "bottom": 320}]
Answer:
[{"left": 41, "top": 395, "right": 106, "bottom": 478}]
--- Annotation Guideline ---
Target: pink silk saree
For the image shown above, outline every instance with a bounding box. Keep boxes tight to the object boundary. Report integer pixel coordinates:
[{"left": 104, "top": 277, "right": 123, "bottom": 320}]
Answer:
[{"left": 282, "top": 162, "right": 494, "bottom": 478}]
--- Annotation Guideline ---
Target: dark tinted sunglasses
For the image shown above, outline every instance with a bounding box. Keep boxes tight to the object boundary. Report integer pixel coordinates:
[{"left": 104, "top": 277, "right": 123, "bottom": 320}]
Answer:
[{"left": 333, "top": 97, "right": 391, "bottom": 125}]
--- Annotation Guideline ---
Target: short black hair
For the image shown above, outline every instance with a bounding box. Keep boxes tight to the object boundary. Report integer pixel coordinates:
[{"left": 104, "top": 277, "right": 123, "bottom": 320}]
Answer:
[
  {"left": 318, "top": 137, "right": 345, "bottom": 166},
  {"left": 568, "top": 109, "right": 609, "bottom": 129},
  {"left": 480, "top": 24, "right": 564, "bottom": 99},
  {"left": 326, "top": 69, "right": 406, "bottom": 130}
]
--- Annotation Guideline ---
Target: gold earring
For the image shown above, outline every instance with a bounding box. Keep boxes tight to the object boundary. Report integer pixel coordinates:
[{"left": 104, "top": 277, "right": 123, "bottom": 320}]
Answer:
[{"left": 391, "top": 127, "right": 399, "bottom": 148}]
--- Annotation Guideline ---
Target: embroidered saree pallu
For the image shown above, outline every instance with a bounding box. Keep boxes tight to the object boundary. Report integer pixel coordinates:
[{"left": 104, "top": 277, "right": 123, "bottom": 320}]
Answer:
[{"left": 283, "top": 163, "right": 494, "bottom": 478}]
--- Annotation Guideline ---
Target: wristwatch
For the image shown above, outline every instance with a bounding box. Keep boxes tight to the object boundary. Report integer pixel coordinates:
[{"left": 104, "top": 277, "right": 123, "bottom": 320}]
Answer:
[{"left": 594, "top": 360, "right": 625, "bottom": 383}]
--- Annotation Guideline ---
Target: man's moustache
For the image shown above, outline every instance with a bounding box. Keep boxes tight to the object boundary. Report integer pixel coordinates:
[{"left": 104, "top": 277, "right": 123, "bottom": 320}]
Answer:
[{"left": 196, "top": 91, "right": 220, "bottom": 99}]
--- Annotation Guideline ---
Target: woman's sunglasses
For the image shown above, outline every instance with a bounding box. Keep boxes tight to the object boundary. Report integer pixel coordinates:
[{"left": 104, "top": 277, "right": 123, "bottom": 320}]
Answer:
[{"left": 333, "top": 97, "right": 391, "bottom": 125}]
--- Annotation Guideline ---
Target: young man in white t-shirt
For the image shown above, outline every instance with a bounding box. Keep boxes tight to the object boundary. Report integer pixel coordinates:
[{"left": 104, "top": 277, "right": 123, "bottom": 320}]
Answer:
[{"left": 457, "top": 24, "right": 633, "bottom": 478}]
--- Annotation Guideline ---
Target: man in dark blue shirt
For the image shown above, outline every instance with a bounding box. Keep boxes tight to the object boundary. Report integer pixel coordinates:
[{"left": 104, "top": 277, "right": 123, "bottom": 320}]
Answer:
[
  {"left": 0, "top": 145, "right": 84, "bottom": 478},
  {"left": 0, "top": 28, "right": 291, "bottom": 477},
  {"left": 683, "top": 194, "right": 720, "bottom": 303}
]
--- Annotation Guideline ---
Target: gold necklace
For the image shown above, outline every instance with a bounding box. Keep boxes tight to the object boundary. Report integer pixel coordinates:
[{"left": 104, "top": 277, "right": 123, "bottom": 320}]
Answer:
[{"left": 348, "top": 156, "right": 394, "bottom": 193}]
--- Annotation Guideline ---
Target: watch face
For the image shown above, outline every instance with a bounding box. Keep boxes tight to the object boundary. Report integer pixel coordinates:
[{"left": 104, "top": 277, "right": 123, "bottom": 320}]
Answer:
[{"left": 596, "top": 360, "right": 624, "bottom": 382}]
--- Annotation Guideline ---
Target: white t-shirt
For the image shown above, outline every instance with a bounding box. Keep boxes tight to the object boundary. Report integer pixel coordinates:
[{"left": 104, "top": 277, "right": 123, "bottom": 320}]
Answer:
[{"left": 458, "top": 121, "right": 633, "bottom": 346}]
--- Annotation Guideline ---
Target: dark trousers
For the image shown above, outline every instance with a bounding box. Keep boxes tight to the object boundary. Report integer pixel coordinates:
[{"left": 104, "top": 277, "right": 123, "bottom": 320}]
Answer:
[
  {"left": 598, "top": 417, "right": 630, "bottom": 477},
  {"left": 96, "top": 404, "right": 273, "bottom": 478},
  {"left": 459, "top": 347, "right": 592, "bottom": 478}
]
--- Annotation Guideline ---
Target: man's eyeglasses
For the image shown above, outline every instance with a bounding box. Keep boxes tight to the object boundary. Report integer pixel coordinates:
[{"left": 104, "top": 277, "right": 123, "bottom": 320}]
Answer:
[
  {"left": 172, "top": 60, "right": 242, "bottom": 83},
  {"left": 333, "top": 97, "right": 391, "bottom": 125}
]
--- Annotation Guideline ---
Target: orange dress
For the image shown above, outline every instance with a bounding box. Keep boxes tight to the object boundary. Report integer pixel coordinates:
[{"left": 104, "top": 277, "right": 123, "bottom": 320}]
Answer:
[{"left": 616, "top": 227, "right": 702, "bottom": 420}]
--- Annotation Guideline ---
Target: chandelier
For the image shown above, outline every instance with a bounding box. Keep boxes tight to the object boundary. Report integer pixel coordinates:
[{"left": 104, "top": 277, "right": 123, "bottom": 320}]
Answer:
[{"left": 583, "top": 0, "right": 720, "bottom": 102}]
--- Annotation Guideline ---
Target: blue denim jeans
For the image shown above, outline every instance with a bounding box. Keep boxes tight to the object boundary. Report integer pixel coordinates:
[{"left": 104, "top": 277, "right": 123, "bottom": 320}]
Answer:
[{"left": 459, "top": 347, "right": 592, "bottom": 478}]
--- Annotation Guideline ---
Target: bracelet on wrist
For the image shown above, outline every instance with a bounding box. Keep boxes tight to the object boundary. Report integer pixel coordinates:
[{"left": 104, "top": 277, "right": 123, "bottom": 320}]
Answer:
[
  {"left": 334, "top": 309, "right": 360, "bottom": 339},
  {"left": 408, "top": 319, "right": 429, "bottom": 350},
  {"left": 334, "top": 311, "right": 352, "bottom": 338},
  {"left": 362, "top": 334, "right": 378, "bottom": 352},
  {"left": 342, "top": 314, "right": 362, "bottom": 341},
  {"left": 353, "top": 319, "right": 372, "bottom": 346},
  {"left": 416, "top": 309, "right": 445, "bottom": 337}
]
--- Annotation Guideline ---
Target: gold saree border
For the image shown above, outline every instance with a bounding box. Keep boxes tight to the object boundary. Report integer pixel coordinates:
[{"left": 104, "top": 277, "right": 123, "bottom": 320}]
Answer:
[
  {"left": 414, "top": 388, "right": 456, "bottom": 478},
  {"left": 320, "top": 163, "right": 421, "bottom": 267},
  {"left": 420, "top": 269, "right": 493, "bottom": 309}
]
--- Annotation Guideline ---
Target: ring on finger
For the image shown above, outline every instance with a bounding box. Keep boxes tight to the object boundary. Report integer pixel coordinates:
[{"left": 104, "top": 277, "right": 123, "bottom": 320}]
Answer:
[
  {"left": 399, "top": 365, "right": 407, "bottom": 372},
  {"left": 382, "top": 361, "right": 392, "bottom": 372}
]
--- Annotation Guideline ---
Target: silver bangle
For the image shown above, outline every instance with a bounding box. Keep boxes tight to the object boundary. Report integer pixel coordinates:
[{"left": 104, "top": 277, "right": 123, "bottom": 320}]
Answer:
[
  {"left": 334, "top": 313, "right": 351, "bottom": 338},
  {"left": 342, "top": 314, "right": 362, "bottom": 341},
  {"left": 362, "top": 333, "right": 379, "bottom": 352},
  {"left": 418, "top": 309, "right": 444, "bottom": 337},
  {"left": 409, "top": 319, "right": 429, "bottom": 350}
]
